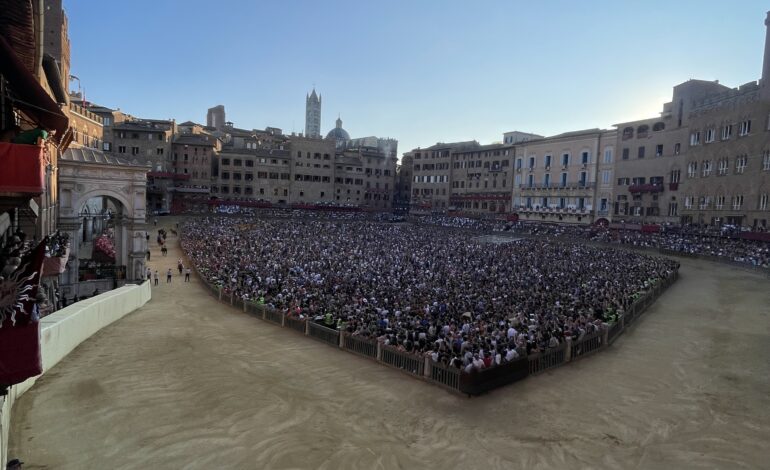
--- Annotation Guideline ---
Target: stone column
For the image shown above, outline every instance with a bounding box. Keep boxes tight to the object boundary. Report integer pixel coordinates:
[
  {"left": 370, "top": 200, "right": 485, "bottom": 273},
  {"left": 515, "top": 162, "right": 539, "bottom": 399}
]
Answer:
[{"left": 84, "top": 217, "right": 94, "bottom": 242}]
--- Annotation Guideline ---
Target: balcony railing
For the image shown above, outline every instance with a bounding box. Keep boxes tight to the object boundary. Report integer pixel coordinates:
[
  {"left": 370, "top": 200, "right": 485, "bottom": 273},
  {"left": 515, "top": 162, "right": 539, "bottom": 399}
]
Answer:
[
  {"left": 628, "top": 184, "right": 664, "bottom": 193},
  {"left": 517, "top": 206, "right": 593, "bottom": 214},
  {"left": 0, "top": 142, "right": 46, "bottom": 194},
  {"left": 519, "top": 181, "right": 595, "bottom": 190}
]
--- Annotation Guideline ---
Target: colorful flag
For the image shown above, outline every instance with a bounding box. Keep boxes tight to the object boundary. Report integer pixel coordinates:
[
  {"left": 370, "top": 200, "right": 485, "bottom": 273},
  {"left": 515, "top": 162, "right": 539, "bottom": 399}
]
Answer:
[{"left": 0, "top": 238, "right": 47, "bottom": 386}]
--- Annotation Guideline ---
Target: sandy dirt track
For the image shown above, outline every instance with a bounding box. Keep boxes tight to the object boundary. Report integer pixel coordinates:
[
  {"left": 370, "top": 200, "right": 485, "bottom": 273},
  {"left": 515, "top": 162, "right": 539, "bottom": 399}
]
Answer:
[{"left": 9, "top": 225, "right": 770, "bottom": 470}]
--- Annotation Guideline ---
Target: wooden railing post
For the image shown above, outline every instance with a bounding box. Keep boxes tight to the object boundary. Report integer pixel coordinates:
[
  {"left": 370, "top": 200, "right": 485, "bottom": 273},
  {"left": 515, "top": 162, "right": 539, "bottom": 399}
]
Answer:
[
  {"left": 376, "top": 341, "right": 382, "bottom": 361},
  {"left": 564, "top": 337, "right": 573, "bottom": 362},
  {"left": 424, "top": 356, "right": 431, "bottom": 378},
  {"left": 339, "top": 331, "right": 345, "bottom": 349}
]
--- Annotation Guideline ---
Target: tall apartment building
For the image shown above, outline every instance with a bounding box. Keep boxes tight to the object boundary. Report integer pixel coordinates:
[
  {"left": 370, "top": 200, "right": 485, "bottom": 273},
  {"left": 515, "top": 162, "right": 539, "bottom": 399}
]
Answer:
[
  {"left": 612, "top": 12, "right": 770, "bottom": 228},
  {"left": 513, "top": 129, "right": 614, "bottom": 224},
  {"left": 612, "top": 80, "right": 730, "bottom": 224},
  {"left": 337, "top": 145, "right": 397, "bottom": 209},
  {"left": 410, "top": 141, "right": 479, "bottom": 214},
  {"left": 450, "top": 143, "right": 516, "bottom": 215},
  {"left": 290, "top": 136, "right": 336, "bottom": 203},
  {"left": 680, "top": 80, "right": 770, "bottom": 228}
]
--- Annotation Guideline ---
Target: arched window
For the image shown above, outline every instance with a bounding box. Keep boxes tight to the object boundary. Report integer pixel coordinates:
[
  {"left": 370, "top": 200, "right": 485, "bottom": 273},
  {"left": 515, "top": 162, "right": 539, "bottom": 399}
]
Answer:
[
  {"left": 653, "top": 122, "right": 665, "bottom": 131},
  {"left": 637, "top": 125, "right": 649, "bottom": 137},
  {"left": 622, "top": 127, "right": 634, "bottom": 140}
]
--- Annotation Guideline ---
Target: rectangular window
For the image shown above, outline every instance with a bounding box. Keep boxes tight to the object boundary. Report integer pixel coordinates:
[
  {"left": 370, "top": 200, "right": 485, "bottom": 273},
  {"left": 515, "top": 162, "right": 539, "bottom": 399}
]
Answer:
[
  {"left": 705, "top": 128, "right": 715, "bottom": 143},
  {"left": 581, "top": 152, "right": 589, "bottom": 164},
  {"left": 763, "top": 151, "right": 770, "bottom": 171},
  {"left": 528, "top": 157, "right": 535, "bottom": 169},
  {"left": 544, "top": 155, "right": 552, "bottom": 168},
  {"left": 703, "top": 160, "right": 712, "bottom": 177},
  {"left": 674, "top": 143, "right": 681, "bottom": 155},
  {"left": 670, "top": 169, "right": 681, "bottom": 183},
  {"left": 739, "top": 120, "right": 751, "bottom": 136},
  {"left": 732, "top": 195, "right": 743, "bottom": 210},
  {"left": 561, "top": 153, "right": 569, "bottom": 166},
  {"left": 690, "top": 132, "right": 700, "bottom": 146},
  {"left": 103, "top": 142, "right": 112, "bottom": 151},
  {"left": 717, "top": 159, "right": 728, "bottom": 176},
  {"left": 759, "top": 193, "right": 768, "bottom": 211},
  {"left": 735, "top": 155, "right": 747, "bottom": 174},
  {"left": 637, "top": 146, "right": 645, "bottom": 159},
  {"left": 687, "top": 161, "right": 698, "bottom": 178},
  {"left": 721, "top": 124, "right": 733, "bottom": 140},
  {"left": 118, "top": 145, "right": 126, "bottom": 154},
  {"left": 655, "top": 144, "right": 663, "bottom": 157},
  {"left": 603, "top": 148, "right": 612, "bottom": 163},
  {"left": 131, "top": 147, "right": 139, "bottom": 155},
  {"left": 602, "top": 170, "right": 611, "bottom": 184},
  {"left": 622, "top": 148, "right": 629, "bottom": 160}
]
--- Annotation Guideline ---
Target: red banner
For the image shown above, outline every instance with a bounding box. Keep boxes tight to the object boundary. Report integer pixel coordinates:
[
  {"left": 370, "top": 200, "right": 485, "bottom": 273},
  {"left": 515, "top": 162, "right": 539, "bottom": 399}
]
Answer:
[{"left": 0, "top": 239, "right": 47, "bottom": 386}]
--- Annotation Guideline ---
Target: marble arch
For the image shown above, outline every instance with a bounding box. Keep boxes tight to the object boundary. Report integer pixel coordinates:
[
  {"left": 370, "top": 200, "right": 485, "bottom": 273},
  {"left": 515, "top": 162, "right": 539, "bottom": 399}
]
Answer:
[{"left": 57, "top": 148, "right": 148, "bottom": 297}]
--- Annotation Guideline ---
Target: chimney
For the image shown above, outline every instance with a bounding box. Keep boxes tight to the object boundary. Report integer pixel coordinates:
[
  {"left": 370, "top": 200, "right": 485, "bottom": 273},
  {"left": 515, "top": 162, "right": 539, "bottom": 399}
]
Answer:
[{"left": 764, "top": 11, "right": 770, "bottom": 87}]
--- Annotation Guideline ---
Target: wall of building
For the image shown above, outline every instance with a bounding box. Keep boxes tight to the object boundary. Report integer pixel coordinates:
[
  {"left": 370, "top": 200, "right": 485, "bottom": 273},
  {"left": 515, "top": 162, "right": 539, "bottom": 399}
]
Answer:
[
  {"left": 0, "top": 281, "right": 152, "bottom": 466},
  {"left": 513, "top": 131, "right": 603, "bottom": 224},
  {"left": 450, "top": 144, "right": 515, "bottom": 216},
  {"left": 680, "top": 84, "right": 770, "bottom": 228}
]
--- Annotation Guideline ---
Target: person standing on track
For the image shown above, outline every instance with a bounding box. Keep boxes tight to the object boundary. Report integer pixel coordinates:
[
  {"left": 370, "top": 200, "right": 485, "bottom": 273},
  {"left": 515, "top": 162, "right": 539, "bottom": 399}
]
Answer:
[
  {"left": 167, "top": 268, "right": 173, "bottom": 283},
  {"left": 184, "top": 267, "right": 191, "bottom": 282}
]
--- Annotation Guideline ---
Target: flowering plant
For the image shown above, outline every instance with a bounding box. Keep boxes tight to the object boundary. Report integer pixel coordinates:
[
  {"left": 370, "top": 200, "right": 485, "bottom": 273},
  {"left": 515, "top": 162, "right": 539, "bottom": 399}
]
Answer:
[{"left": 94, "top": 235, "right": 116, "bottom": 260}]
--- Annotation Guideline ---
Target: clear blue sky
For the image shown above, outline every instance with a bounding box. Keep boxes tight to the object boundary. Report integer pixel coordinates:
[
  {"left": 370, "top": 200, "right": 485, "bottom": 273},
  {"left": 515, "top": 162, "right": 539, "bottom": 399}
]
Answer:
[{"left": 64, "top": 0, "right": 769, "bottom": 157}]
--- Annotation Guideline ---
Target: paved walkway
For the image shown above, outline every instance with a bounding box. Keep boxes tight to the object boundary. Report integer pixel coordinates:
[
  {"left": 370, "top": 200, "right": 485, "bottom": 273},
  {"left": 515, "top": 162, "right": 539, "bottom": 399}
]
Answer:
[{"left": 9, "top": 222, "right": 770, "bottom": 469}]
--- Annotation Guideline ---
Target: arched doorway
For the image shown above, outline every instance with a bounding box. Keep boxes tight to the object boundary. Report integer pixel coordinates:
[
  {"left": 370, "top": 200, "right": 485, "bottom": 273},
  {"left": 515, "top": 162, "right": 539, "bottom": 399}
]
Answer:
[
  {"left": 57, "top": 148, "right": 148, "bottom": 299},
  {"left": 77, "top": 196, "right": 128, "bottom": 290}
]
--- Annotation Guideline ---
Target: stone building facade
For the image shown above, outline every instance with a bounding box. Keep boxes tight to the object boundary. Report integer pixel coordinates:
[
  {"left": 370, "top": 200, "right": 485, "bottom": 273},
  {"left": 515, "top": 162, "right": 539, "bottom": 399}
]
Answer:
[
  {"left": 409, "top": 141, "right": 479, "bottom": 214},
  {"left": 450, "top": 143, "right": 516, "bottom": 216},
  {"left": 513, "top": 129, "right": 613, "bottom": 224},
  {"left": 67, "top": 100, "right": 103, "bottom": 150},
  {"left": 679, "top": 81, "right": 770, "bottom": 229}
]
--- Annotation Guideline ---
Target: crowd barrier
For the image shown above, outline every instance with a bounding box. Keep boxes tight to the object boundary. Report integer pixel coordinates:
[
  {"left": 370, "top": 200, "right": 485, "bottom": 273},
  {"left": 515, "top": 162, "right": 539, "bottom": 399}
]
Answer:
[
  {"left": 179, "top": 230, "right": 680, "bottom": 396},
  {"left": 343, "top": 334, "right": 378, "bottom": 359},
  {"left": 528, "top": 343, "right": 567, "bottom": 375},
  {"left": 381, "top": 346, "right": 424, "bottom": 377},
  {"left": 307, "top": 322, "right": 340, "bottom": 346}
]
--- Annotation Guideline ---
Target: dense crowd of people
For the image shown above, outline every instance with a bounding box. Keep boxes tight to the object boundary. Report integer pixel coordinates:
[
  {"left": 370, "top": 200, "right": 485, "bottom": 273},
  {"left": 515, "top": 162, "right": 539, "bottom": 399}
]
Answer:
[
  {"left": 415, "top": 216, "right": 770, "bottom": 269},
  {"left": 182, "top": 217, "right": 678, "bottom": 371}
]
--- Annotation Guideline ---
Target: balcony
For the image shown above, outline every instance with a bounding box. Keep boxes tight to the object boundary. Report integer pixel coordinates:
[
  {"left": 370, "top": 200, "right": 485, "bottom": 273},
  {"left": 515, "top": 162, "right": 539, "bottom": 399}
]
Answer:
[
  {"left": 519, "top": 181, "right": 595, "bottom": 190},
  {"left": 669, "top": 182, "right": 679, "bottom": 191},
  {"left": 518, "top": 206, "right": 593, "bottom": 215},
  {"left": 628, "top": 184, "right": 664, "bottom": 194},
  {"left": 0, "top": 142, "right": 46, "bottom": 194}
]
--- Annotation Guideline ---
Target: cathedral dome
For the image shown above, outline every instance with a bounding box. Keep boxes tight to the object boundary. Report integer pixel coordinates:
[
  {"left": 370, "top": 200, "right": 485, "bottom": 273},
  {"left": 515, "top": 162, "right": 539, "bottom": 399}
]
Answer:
[{"left": 326, "top": 117, "right": 350, "bottom": 141}]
